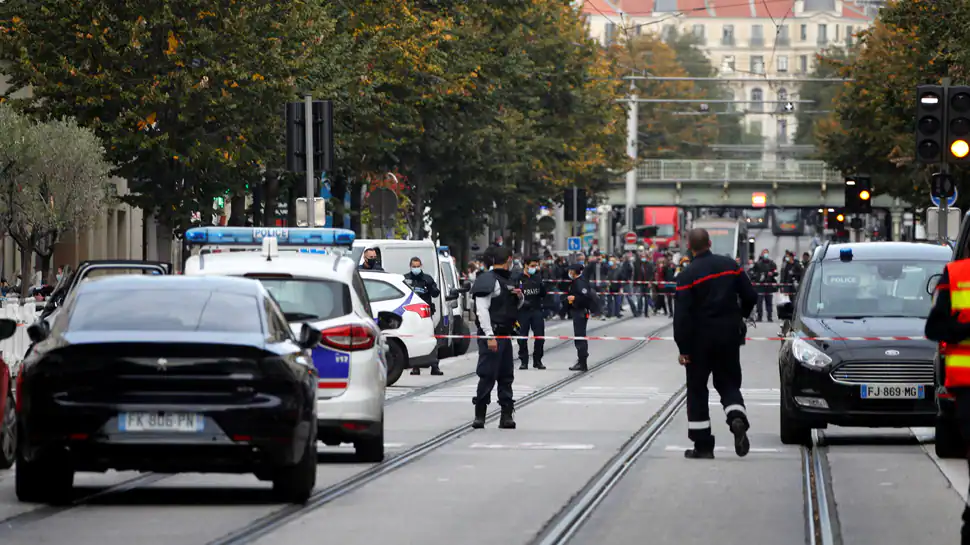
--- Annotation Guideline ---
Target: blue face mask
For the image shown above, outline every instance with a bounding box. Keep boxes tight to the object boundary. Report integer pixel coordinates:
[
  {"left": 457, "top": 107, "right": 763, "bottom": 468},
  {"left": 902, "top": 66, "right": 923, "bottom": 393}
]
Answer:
[
  {"left": 527, "top": 267, "right": 537, "bottom": 275},
  {"left": 411, "top": 268, "right": 422, "bottom": 275}
]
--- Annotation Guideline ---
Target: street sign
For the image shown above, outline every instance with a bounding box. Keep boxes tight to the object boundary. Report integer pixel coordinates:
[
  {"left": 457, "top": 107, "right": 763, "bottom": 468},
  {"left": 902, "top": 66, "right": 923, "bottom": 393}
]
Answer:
[
  {"left": 295, "top": 197, "right": 326, "bottom": 226},
  {"left": 752, "top": 192, "right": 767, "bottom": 208},
  {"left": 624, "top": 232, "right": 638, "bottom": 245},
  {"left": 930, "top": 186, "right": 959, "bottom": 207},
  {"left": 926, "top": 207, "right": 961, "bottom": 240},
  {"left": 566, "top": 237, "right": 582, "bottom": 252}
]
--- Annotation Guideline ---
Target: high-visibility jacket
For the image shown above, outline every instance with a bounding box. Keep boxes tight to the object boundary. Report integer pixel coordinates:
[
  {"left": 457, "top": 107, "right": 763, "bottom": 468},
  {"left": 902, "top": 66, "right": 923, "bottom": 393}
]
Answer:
[{"left": 945, "top": 259, "right": 970, "bottom": 388}]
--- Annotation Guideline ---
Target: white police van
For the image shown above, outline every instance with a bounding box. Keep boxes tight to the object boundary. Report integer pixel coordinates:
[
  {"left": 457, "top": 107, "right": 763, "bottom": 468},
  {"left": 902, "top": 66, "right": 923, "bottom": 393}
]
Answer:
[{"left": 183, "top": 227, "right": 400, "bottom": 462}]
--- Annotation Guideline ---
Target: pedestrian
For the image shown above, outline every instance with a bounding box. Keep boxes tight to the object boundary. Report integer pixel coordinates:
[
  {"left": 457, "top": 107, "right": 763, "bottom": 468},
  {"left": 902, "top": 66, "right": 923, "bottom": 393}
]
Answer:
[
  {"left": 403, "top": 257, "right": 443, "bottom": 376},
  {"left": 754, "top": 249, "right": 778, "bottom": 321},
  {"left": 925, "top": 258, "right": 970, "bottom": 544},
  {"left": 674, "top": 228, "right": 759, "bottom": 459},
  {"left": 566, "top": 263, "right": 599, "bottom": 372},
  {"left": 359, "top": 248, "right": 384, "bottom": 271},
  {"left": 514, "top": 256, "right": 547, "bottom": 370},
  {"left": 470, "top": 246, "right": 523, "bottom": 429}
]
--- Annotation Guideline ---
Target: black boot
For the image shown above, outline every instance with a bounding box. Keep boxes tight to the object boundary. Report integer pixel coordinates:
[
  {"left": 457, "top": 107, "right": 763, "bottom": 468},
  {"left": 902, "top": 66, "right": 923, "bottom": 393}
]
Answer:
[
  {"left": 430, "top": 366, "right": 443, "bottom": 376},
  {"left": 569, "top": 361, "right": 588, "bottom": 372},
  {"left": 684, "top": 448, "right": 715, "bottom": 459},
  {"left": 472, "top": 404, "right": 487, "bottom": 429},
  {"left": 730, "top": 417, "right": 750, "bottom": 457},
  {"left": 519, "top": 360, "right": 529, "bottom": 370},
  {"left": 498, "top": 406, "right": 516, "bottom": 429},
  {"left": 533, "top": 360, "right": 546, "bottom": 370},
  {"left": 410, "top": 368, "right": 420, "bottom": 375}
]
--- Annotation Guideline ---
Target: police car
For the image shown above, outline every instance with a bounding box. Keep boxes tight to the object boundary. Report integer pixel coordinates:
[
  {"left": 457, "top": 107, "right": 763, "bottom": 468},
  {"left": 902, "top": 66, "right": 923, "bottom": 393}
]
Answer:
[
  {"left": 359, "top": 270, "right": 438, "bottom": 386},
  {"left": 182, "top": 227, "right": 400, "bottom": 462}
]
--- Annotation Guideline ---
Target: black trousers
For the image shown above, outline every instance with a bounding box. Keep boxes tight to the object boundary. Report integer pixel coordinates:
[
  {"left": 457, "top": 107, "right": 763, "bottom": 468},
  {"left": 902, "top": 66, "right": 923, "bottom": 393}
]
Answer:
[
  {"left": 953, "top": 389, "right": 970, "bottom": 544},
  {"left": 473, "top": 336, "right": 514, "bottom": 408},
  {"left": 517, "top": 309, "right": 545, "bottom": 364},
  {"left": 572, "top": 311, "right": 589, "bottom": 363},
  {"left": 685, "top": 338, "right": 748, "bottom": 450},
  {"left": 757, "top": 292, "right": 773, "bottom": 320}
]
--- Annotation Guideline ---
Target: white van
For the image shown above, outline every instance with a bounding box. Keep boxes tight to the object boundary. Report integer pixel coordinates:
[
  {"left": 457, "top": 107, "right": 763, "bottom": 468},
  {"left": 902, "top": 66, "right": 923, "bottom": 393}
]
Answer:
[{"left": 352, "top": 240, "right": 470, "bottom": 359}]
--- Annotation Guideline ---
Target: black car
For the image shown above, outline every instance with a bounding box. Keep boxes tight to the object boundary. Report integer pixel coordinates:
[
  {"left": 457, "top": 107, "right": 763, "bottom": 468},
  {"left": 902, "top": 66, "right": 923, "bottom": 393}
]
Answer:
[
  {"left": 15, "top": 275, "right": 323, "bottom": 504},
  {"left": 777, "top": 241, "right": 950, "bottom": 445}
]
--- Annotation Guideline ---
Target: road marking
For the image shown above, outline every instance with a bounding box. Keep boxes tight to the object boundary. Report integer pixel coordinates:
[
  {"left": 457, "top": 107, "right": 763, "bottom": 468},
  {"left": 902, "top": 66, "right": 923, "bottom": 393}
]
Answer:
[
  {"left": 469, "top": 442, "right": 596, "bottom": 450},
  {"left": 321, "top": 442, "right": 406, "bottom": 449},
  {"left": 664, "top": 445, "right": 784, "bottom": 453},
  {"left": 555, "top": 399, "right": 646, "bottom": 405}
]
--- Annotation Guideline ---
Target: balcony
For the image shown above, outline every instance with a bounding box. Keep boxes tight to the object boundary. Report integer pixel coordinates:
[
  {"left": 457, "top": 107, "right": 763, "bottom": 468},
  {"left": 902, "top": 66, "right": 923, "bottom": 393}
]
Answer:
[
  {"left": 721, "top": 37, "right": 736, "bottom": 46},
  {"left": 775, "top": 37, "right": 791, "bottom": 46},
  {"left": 749, "top": 38, "right": 765, "bottom": 47}
]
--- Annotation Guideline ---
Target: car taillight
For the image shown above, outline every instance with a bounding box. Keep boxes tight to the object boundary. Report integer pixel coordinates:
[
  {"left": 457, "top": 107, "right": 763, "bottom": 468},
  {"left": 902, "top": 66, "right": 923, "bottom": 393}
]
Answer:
[
  {"left": 404, "top": 303, "right": 432, "bottom": 319},
  {"left": 319, "top": 325, "right": 376, "bottom": 351},
  {"left": 15, "top": 369, "right": 23, "bottom": 412}
]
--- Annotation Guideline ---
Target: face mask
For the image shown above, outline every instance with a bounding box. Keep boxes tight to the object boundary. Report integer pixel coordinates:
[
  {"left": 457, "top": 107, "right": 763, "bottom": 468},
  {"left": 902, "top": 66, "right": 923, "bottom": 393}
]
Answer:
[
  {"left": 762, "top": 253, "right": 768, "bottom": 258},
  {"left": 366, "top": 257, "right": 377, "bottom": 265},
  {"left": 496, "top": 241, "right": 503, "bottom": 246},
  {"left": 411, "top": 267, "right": 422, "bottom": 275},
  {"left": 56, "top": 274, "right": 62, "bottom": 281},
  {"left": 527, "top": 267, "right": 537, "bottom": 275}
]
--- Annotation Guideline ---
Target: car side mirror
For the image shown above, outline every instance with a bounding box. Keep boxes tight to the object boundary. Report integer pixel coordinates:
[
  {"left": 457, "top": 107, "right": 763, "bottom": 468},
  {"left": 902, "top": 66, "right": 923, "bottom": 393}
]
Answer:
[
  {"left": 0, "top": 318, "right": 17, "bottom": 341},
  {"left": 297, "top": 323, "right": 322, "bottom": 349},
  {"left": 776, "top": 301, "right": 794, "bottom": 321},
  {"left": 26, "top": 320, "right": 49, "bottom": 344},
  {"left": 377, "top": 311, "right": 403, "bottom": 331},
  {"left": 459, "top": 281, "right": 471, "bottom": 294},
  {"left": 445, "top": 288, "right": 460, "bottom": 302},
  {"left": 927, "top": 273, "right": 942, "bottom": 296}
]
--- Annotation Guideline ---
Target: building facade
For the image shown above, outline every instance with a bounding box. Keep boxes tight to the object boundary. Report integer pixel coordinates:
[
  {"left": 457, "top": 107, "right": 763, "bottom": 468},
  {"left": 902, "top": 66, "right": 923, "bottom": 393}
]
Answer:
[{"left": 582, "top": 0, "right": 873, "bottom": 161}]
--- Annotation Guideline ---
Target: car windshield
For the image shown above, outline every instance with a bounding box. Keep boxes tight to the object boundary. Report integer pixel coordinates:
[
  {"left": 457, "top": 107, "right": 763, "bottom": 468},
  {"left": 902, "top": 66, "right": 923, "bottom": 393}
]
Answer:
[
  {"left": 744, "top": 209, "right": 766, "bottom": 219},
  {"left": 705, "top": 227, "right": 737, "bottom": 257},
  {"left": 803, "top": 259, "right": 947, "bottom": 318},
  {"left": 654, "top": 225, "right": 675, "bottom": 237},
  {"left": 774, "top": 210, "right": 799, "bottom": 222},
  {"left": 253, "top": 278, "right": 349, "bottom": 322},
  {"left": 69, "top": 290, "right": 262, "bottom": 332}
]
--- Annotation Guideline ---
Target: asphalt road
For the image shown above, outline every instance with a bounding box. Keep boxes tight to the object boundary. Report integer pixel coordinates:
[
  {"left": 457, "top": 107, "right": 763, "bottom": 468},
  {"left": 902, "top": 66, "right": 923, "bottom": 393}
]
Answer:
[{"left": 0, "top": 315, "right": 965, "bottom": 545}]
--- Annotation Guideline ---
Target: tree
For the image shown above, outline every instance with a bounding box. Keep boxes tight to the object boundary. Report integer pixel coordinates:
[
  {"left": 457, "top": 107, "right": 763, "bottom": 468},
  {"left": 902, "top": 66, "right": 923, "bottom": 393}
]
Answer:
[
  {"left": 0, "top": 107, "right": 113, "bottom": 294},
  {"left": 794, "top": 47, "right": 855, "bottom": 146}
]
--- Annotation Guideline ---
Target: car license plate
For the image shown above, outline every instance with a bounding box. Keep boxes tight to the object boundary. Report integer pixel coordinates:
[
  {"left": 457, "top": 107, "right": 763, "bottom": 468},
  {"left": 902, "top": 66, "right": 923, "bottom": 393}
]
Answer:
[
  {"left": 860, "top": 384, "right": 925, "bottom": 399},
  {"left": 119, "top": 412, "right": 204, "bottom": 432}
]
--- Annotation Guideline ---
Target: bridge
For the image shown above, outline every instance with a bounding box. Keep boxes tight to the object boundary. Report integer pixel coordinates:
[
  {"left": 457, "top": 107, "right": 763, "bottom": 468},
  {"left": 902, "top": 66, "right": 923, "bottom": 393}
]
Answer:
[{"left": 606, "top": 159, "right": 906, "bottom": 208}]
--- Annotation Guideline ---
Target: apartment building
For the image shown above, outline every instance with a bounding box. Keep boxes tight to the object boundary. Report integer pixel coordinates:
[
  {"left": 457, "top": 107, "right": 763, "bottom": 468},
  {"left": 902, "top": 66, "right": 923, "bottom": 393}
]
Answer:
[{"left": 582, "top": 0, "right": 873, "bottom": 161}]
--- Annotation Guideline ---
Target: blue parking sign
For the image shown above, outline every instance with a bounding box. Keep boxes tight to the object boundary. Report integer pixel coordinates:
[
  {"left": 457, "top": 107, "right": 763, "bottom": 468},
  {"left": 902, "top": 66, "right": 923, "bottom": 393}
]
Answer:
[{"left": 567, "top": 237, "right": 581, "bottom": 251}]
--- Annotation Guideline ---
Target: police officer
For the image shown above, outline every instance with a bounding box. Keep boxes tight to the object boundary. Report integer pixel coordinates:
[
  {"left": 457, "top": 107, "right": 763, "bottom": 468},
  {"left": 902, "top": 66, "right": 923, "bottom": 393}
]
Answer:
[
  {"left": 566, "top": 263, "right": 598, "bottom": 372},
  {"left": 514, "top": 256, "right": 547, "bottom": 370},
  {"left": 359, "top": 248, "right": 384, "bottom": 271},
  {"left": 470, "top": 246, "right": 523, "bottom": 429},
  {"left": 925, "top": 258, "right": 970, "bottom": 544},
  {"left": 404, "top": 257, "right": 443, "bottom": 376},
  {"left": 674, "top": 228, "right": 758, "bottom": 459}
]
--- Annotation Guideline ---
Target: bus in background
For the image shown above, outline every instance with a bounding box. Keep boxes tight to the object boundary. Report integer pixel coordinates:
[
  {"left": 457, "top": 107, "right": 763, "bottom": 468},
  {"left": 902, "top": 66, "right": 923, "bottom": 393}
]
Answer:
[
  {"left": 692, "top": 217, "right": 749, "bottom": 262},
  {"left": 772, "top": 208, "right": 804, "bottom": 236},
  {"left": 743, "top": 208, "right": 768, "bottom": 229},
  {"left": 637, "top": 207, "right": 681, "bottom": 250}
]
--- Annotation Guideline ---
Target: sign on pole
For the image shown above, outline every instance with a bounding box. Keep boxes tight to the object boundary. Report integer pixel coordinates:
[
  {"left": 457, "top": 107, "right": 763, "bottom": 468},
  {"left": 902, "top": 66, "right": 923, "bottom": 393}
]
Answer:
[
  {"left": 567, "top": 237, "right": 582, "bottom": 252},
  {"left": 930, "top": 186, "right": 959, "bottom": 208},
  {"left": 623, "top": 231, "right": 638, "bottom": 250},
  {"left": 926, "top": 207, "right": 961, "bottom": 240},
  {"left": 295, "top": 197, "right": 326, "bottom": 226}
]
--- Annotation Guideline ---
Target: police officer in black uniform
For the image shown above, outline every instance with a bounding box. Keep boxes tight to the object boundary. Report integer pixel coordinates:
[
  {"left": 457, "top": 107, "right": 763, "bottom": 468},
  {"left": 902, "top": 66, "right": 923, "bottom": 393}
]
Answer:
[
  {"left": 566, "top": 263, "right": 599, "bottom": 372},
  {"left": 514, "top": 256, "right": 547, "bottom": 370},
  {"left": 674, "top": 228, "right": 758, "bottom": 459},
  {"left": 470, "top": 246, "right": 523, "bottom": 429},
  {"left": 359, "top": 248, "right": 384, "bottom": 271},
  {"left": 404, "top": 257, "right": 443, "bottom": 376}
]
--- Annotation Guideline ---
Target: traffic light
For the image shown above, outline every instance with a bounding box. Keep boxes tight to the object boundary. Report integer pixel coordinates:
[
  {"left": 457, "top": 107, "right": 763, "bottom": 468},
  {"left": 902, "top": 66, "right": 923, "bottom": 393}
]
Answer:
[
  {"left": 845, "top": 176, "right": 873, "bottom": 214},
  {"left": 563, "top": 188, "right": 587, "bottom": 222},
  {"left": 285, "top": 100, "right": 334, "bottom": 173},
  {"left": 831, "top": 209, "right": 846, "bottom": 230},
  {"left": 948, "top": 86, "right": 970, "bottom": 163},
  {"left": 916, "top": 85, "right": 945, "bottom": 164}
]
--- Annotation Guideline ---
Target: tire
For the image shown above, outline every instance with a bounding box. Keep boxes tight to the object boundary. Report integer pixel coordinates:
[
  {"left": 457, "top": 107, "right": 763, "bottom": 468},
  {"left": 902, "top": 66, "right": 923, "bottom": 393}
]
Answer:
[
  {"left": 355, "top": 415, "right": 384, "bottom": 463},
  {"left": 385, "top": 341, "right": 406, "bottom": 387},
  {"left": 0, "top": 388, "right": 15, "bottom": 470},
  {"left": 935, "top": 417, "right": 966, "bottom": 459},
  {"left": 452, "top": 319, "right": 471, "bottom": 356},
  {"left": 15, "top": 449, "right": 74, "bottom": 504},
  {"left": 271, "top": 427, "right": 317, "bottom": 504}
]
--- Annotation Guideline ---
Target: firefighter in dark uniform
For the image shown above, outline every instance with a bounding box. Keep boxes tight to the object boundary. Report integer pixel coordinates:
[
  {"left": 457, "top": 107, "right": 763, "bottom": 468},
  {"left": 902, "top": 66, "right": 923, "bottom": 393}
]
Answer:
[
  {"left": 566, "top": 263, "right": 599, "bottom": 372},
  {"left": 404, "top": 256, "right": 443, "bottom": 376},
  {"left": 925, "top": 257, "right": 970, "bottom": 544},
  {"left": 514, "top": 256, "right": 547, "bottom": 370},
  {"left": 674, "top": 228, "right": 758, "bottom": 459},
  {"left": 470, "top": 246, "right": 523, "bottom": 429}
]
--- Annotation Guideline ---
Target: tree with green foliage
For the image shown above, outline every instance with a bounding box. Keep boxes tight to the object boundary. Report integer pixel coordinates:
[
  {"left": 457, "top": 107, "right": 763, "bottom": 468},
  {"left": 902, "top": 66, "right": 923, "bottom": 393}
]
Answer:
[{"left": 794, "top": 47, "right": 855, "bottom": 146}]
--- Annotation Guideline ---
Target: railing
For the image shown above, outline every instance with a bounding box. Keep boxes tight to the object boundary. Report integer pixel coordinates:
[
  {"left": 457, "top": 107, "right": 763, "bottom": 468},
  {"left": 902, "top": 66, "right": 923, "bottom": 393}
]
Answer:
[
  {"left": 634, "top": 159, "right": 841, "bottom": 184},
  {"left": 0, "top": 298, "right": 44, "bottom": 366}
]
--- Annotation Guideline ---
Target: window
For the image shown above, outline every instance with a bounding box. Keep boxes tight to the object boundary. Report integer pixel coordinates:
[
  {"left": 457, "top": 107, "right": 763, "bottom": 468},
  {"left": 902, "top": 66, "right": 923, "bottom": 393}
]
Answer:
[
  {"left": 722, "top": 25, "right": 735, "bottom": 45},
  {"left": 363, "top": 279, "right": 405, "bottom": 303},
  {"left": 692, "top": 24, "right": 706, "bottom": 39},
  {"left": 254, "top": 278, "right": 350, "bottom": 322},
  {"left": 777, "top": 55, "right": 788, "bottom": 72},
  {"left": 835, "top": 25, "right": 840, "bottom": 42},
  {"left": 368, "top": 246, "right": 439, "bottom": 281},
  {"left": 662, "top": 24, "right": 674, "bottom": 40},
  {"left": 655, "top": 0, "right": 678, "bottom": 11},
  {"left": 776, "top": 24, "right": 790, "bottom": 45},
  {"left": 605, "top": 22, "right": 617, "bottom": 45},
  {"left": 751, "top": 88, "right": 764, "bottom": 112},
  {"left": 778, "top": 88, "right": 788, "bottom": 102},
  {"left": 817, "top": 24, "right": 828, "bottom": 45},
  {"left": 68, "top": 290, "right": 263, "bottom": 333},
  {"left": 722, "top": 55, "right": 736, "bottom": 72},
  {"left": 803, "top": 260, "right": 948, "bottom": 318},
  {"left": 846, "top": 25, "right": 854, "bottom": 46},
  {"left": 264, "top": 297, "right": 291, "bottom": 343},
  {"left": 799, "top": 55, "right": 808, "bottom": 73},
  {"left": 706, "top": 227, "right": 738, "bottom": 258},
  {"left": 351, "top": 271, "right": 373, "bottom": 317},
  {"left": 777, "top": 119, "right": 789, "bottom": 144},
  {"left": 440, "top": 261, "right": 457, "bottom": 292},
  {"left": 751, "top": 24, "right": 764, "bottom": 46},
  {"left": 800, "top": 24, "right": 807, "bottom": 41},
  {"left": 751, "top": 55, "right": 764, "bottom": 74}
]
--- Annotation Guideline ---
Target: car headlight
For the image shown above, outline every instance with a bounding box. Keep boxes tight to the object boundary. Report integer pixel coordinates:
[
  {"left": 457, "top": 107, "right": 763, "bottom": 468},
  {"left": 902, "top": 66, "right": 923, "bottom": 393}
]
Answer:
[{"left": 791, "top": 338, "right": 832, "bottom": 368}]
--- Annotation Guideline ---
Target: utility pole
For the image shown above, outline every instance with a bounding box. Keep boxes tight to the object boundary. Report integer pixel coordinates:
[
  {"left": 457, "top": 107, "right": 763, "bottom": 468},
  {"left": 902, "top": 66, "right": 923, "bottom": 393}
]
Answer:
[
  {"left": 303, "top": 94, "right": 316, "bottom": 228},
  {"left": 939, "top": 77, "right": 951, "bottom": 244},
  {"left": 625, "top": 75, "right": 638, "bottom": 233}
]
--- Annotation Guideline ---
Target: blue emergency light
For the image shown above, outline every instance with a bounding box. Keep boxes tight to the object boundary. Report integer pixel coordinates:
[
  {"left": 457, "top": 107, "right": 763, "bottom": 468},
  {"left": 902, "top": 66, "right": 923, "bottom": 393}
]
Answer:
[
  {"left": 184, "top": 226, "right": 356, "bottom": 246},
  {"left": 839, "top": 248, "right": 853, "bottom": 262}
]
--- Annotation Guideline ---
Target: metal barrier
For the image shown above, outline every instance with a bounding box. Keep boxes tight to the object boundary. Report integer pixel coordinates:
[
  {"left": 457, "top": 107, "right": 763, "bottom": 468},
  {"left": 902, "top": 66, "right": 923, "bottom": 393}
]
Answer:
[{"left": 0, "top": 298, "right": 43, "bottom": 366}]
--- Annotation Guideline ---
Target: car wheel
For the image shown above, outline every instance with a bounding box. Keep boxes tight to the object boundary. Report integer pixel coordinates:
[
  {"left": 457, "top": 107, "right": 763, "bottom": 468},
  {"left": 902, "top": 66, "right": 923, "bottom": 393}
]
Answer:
[
  {"left": 0, "top": 388, "right": 16, "bottom": 470},
  {"left": 453, "top": 319, "right": 471, "bottom": 356},
  {"left": 779, "top": 384, "right": 811, "bottom": 446},
  {"left": 271, "top": 427, "right": 317, "bottom": 504},
  {"left": 385, "top": 341, "right": 406, "bottom": 387},
  {"left": 355, "top": 414, "right": 384, "bottom": 463},
  {"left": 934, "top": 416, "right": 966, "bottom": 459},
  {"left": 15, "top": 449, "right": 74, "bottom": 504}
]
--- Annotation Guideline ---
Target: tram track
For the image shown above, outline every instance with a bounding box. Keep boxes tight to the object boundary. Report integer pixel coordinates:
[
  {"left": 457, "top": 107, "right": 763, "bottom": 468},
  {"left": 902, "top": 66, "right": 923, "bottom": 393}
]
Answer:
[{"left": 804, "top": 430, "right": 841, "bottom": 545}]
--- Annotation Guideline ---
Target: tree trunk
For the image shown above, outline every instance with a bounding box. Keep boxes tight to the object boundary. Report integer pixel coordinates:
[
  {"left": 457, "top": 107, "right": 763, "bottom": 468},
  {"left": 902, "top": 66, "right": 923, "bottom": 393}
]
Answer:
[
  {"left": 228, "top": 195, "right": 246, "bottom": 226},
  {"left": 264, "top": 174, "right": 280, "bottom": 227},
  {"left": 40, "top": 253, "right": 52, "bottom": 285},
  {"left": 286, "top": 186, "right": 297, "bottom": 227},
  {"left": 350, "top": 179, "right": 363, "bottom": 233},
  {"left": 154, "top": 223, "right": 174, "bottom": 264},
  {"left": 251, "top": 178, "right": 264, "bottom": 226},
  {"left": 19, "top": 245, "right": 30, "bottom": 298}
]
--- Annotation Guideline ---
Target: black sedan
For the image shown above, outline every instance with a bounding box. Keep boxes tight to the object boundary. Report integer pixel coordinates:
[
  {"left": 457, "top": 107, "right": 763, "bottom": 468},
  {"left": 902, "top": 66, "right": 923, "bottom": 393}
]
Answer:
[
  {"left": 16, "top": 275, "right": 322, "bottom": 504},
  {"left": 777, "top": 242, "right": 949, "bottom": 445}
]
